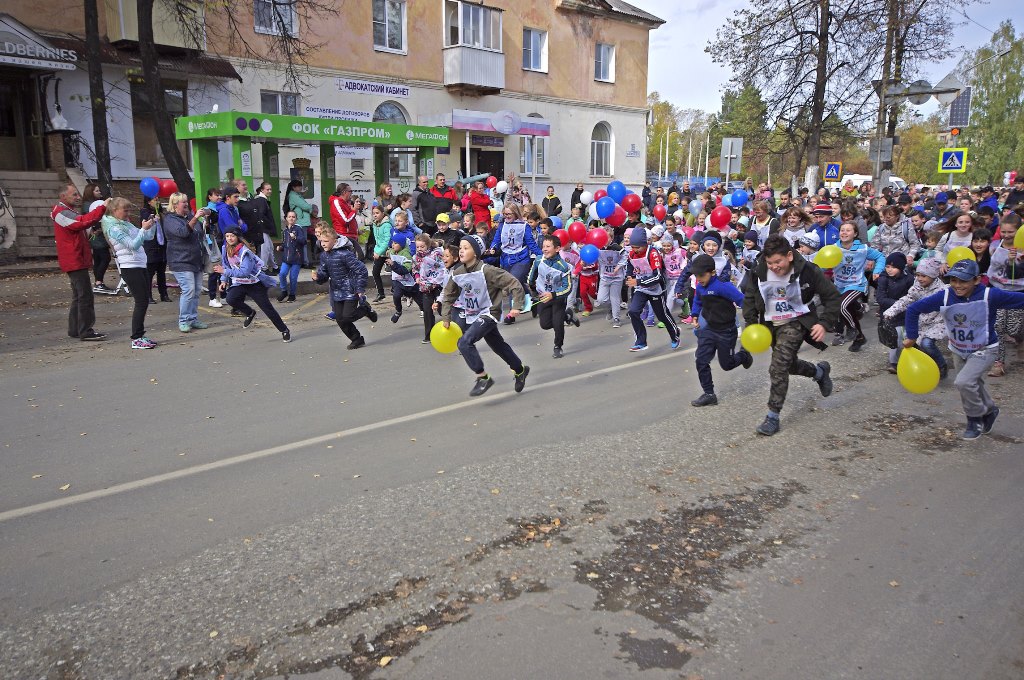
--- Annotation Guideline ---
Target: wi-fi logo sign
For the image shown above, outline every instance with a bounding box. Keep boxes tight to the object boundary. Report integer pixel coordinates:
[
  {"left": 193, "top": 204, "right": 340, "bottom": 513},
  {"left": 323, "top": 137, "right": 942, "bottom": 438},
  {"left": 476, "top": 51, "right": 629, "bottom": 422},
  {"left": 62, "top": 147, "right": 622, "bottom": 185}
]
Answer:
[{"left": 350, "top": 170, "right": 365, "bottom": 181}]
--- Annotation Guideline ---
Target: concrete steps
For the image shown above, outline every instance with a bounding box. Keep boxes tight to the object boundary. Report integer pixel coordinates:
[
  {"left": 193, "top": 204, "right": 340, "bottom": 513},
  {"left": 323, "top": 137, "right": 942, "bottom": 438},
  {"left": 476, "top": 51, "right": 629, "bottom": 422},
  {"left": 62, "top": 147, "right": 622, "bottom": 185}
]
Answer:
[{"left": 0, "top": 171, "right": 62, "bottom": 260}]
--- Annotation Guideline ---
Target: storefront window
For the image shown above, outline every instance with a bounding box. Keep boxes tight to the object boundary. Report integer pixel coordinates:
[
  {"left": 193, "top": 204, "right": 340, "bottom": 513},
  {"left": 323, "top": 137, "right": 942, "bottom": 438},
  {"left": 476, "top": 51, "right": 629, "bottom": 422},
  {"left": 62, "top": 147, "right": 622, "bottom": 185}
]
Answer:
[{"left": 131, "top": 80, "right": 190, "bottom": 169}]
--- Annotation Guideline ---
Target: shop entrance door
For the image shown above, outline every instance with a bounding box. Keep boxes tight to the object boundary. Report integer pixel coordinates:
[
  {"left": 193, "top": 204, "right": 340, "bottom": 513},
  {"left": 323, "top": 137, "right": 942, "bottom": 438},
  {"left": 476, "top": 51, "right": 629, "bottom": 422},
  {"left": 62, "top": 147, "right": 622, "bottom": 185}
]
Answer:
[{"left": 0, "top": 73, "right": 45, "bottom": 171}]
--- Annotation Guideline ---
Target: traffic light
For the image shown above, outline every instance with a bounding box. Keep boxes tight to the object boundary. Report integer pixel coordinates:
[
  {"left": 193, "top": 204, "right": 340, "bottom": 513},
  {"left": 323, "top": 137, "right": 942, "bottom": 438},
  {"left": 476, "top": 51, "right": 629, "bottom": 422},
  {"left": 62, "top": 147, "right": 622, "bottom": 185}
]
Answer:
[{"left": 950, "top": 127, "right": 961, "bottom": 137}]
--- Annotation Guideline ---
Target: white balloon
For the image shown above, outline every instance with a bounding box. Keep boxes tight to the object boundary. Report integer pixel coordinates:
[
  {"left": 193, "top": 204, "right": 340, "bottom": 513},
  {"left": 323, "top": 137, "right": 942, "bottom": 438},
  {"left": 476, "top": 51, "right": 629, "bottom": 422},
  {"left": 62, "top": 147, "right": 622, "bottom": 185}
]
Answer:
[
  {"left": 704, "top": 214, "right": 713, "bottom": 230},
  {"left": 495, "top": 180, "right": 509, "bottom": 193},
  {"left": 580, "top": 191, "right": 594, "bottom": 205},
  {"left": 588, "top": 202, "right": 601, "bottom": 221}
]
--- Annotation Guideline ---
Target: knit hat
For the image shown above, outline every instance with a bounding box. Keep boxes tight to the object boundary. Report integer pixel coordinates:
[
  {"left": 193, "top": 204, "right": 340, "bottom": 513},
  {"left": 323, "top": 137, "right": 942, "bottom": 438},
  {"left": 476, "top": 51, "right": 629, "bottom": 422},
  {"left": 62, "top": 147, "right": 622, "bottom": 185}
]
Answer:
[
  {"left": 690, "top": 254, "right": 716, "bottom": 276},
  {"left": 915, "top": 258, "right": 942, "bottom": 279},
  {"left": 629, "top": 227, "right": 648, "bottom": 247},
  {"left": 812, "top": 204, "right": 833, "bottom": 216},
  {"left": 224, "top": 226, "right": 244, "bottom": 238},
  {"left": 743, "top": 230, "right": 759, "bottom": 243},
  {"left": 652, "top": 225, "right": 666, "bottom": 237},
  {"left": 691, "top": 231, "right": 705, "bottom": 243},
  {"left": 934, "top": 191, "right": 949, "bottom": 204},
  {"left": 798, "top": 232, "right": 820, "bottom": 249},
  {"left": 391, "top": 231, "right": 410, "bottom": 249},
  {"left": 701, "top": 231, "right": 723, "bottom": 248},
  {"left": 435, "top": 213, "right": 450, "bottom": 224},
  {"left": 660, "top": 234, "right": 674, "bottom": 246},
  {"left": 897, "top": 194, "right": 913, "bottom": 205},
  {"left": 461, "top": 234, "right": 485, "bottom": 258},
  {"left": 885, "top": 252, "right": 908, "bottom": 270},
  {"left": 945, "top": 258, "right": 979, "bottom": 280}
]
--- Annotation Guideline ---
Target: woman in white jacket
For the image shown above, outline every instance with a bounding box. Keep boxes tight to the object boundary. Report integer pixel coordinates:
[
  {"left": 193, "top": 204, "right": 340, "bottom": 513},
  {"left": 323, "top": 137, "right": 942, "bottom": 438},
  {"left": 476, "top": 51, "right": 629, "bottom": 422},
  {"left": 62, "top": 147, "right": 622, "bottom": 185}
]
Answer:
[
  {"left": 882, "top": 257, "right": 948, "bottom": 378},
  {"left": 102, "top": 197, "right": 157, "bottom": 349}
]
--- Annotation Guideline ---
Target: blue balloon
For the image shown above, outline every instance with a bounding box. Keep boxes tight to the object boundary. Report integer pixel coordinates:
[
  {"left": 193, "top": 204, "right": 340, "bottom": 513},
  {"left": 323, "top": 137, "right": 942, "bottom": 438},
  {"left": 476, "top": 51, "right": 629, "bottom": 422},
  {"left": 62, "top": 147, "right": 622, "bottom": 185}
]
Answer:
[
  {"left": 688, "top": 199, "right": 703, "bottom": 217},
  {"left": 139, "top": 177, "right": 160, "bottom": 199},
  {"left": 595, "top": 196, "right": 616, "bottom": 219},
  {"left": 731, "top": 189, "right": 749, "bottom": 207},
  {"left": 606, "top": 180, "right": 628, "bottom": 204},
  {"left": 580, "top": 244, "right": 600, "bottom": 264},
  {"left": 721, "top": 193, "right": 733, "bottom": 208},
  {"left": 550, "top": 216, "right": 563, "bottom": 229}
]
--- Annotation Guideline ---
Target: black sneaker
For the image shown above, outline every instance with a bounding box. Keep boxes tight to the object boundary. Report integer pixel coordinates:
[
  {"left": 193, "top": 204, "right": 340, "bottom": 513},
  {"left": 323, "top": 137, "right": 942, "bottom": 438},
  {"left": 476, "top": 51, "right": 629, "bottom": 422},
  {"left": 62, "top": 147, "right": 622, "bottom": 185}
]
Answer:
[
  {"left": 347, "top": 337, "right": 365, "bottom": 350},
  {"left": 282, "top": 330, "right": 291, "bottom": 343},
  {"left": 816, "top": 361, "right": 833, "bottom": 397},
  {"left": 373, "top": 294, "right": 386, "bottom": 302},
  {"left": 503, "top": 315, "right": 516, "bottom": 325},
  {"left": 287, "top": 295, "right": 296, "bottom": 302},
  {"left": 691, "top": 393, "right": 718, "bottom": 407},
  {"left": 277, "top": 291, "right": 288, "bottom": 302},
  {"left": 514, "top": 365, "right": 530, "bottom": 393},
  {"left": 80, "top": 331, "right": 106, "bottom": 341},
  {"left": 160, "top": 294, "right": 172, "bottom": 302},
  {"left": 740, "top": 350, "right": 753, "bottom": 369},
  {"left": 243, "top": 311, "right": 257, "bottom": 328},
  {"left": 232, "top": 309, "right": 244, "bottom": 317},
  {"left": 391, "top": 312, "right": 402, "bottom": 323},
  {"left": 366, "top": 306, "right": 379, "bottom": 323},
  {"left": 756, "top": 416, "right": 781, "bottom": 436},
  {"left": 553, "top": 346, "right": 564, "bottom": 359},
  {"left": 848, "top": 336, "right": 866, "bottom": 352},
  {"left": 470, "top": 375, "right": 494, "bottom": 396},
  {"left": 962, "top": 418, "right": 983, "bottom": 440},
  {"left": 570, "top": 309, "right": 581, "bottom": 327},
  {"left": 831, "top": 332, "right": 845, "bottom": 346},
  {"left": 981, "top": 407, "right": 1000, "bottom": 434}
]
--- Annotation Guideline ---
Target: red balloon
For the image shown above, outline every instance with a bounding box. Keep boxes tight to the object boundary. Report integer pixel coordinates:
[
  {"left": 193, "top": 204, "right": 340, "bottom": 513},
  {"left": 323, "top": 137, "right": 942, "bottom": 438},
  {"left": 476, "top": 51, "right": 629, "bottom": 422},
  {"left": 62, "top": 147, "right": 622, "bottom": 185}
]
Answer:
[
  {"left": 710, "top": 206, "right": 732, "bottom": 229},
  {"left": 606, "top": 205, "right": 627, "bottom": 227},
  {"left": 593, "top": 189, "right": 608, "bottom": 202},
  {"left": 567, "top": 221, "right": 587, "bottom": 244},
  {"left": 652, "top": 204, "right": 667, "bottom": 221},
  {"left": 585, "top": 227, "right": 611, "bottom": 248},
  {"left": 189, "top": 198, "right": 197, "bottom": 212},
  {"left": 552, "top": 228, "right": 571, "bottom": 248},
  {"left": 158, "top": 179, "right": 178, "bottom": 198},
  {"left": 621, "top": 193, "right": 642, "bottom": 213},
  {"left": 485, "top": 175, "right": 498, "bottom": 188}
]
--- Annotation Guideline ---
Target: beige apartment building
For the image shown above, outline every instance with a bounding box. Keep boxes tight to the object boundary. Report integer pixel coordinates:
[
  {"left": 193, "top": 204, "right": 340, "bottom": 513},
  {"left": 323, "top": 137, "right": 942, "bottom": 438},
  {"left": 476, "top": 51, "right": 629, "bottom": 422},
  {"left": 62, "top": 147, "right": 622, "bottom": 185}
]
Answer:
[{"left": 0, "top": 0, "right": 662, "bottom": 257}]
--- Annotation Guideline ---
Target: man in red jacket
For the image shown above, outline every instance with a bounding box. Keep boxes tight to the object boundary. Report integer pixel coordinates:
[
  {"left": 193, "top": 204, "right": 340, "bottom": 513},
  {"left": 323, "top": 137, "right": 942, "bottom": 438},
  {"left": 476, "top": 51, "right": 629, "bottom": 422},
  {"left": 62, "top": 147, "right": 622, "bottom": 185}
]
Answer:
[{"left": 52, "top": 183, "right": 107, "bottom": 341}]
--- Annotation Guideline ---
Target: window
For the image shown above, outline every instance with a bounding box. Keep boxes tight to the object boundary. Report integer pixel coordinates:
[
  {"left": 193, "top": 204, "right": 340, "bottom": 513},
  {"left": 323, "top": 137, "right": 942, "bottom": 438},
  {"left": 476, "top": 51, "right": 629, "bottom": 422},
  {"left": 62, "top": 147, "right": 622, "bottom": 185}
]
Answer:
[
  {"left": 444, "top": 0, "right": 502, "bottom": 51},
  {"left": 595, "top": 43, "right": 615, "bottom": 82},
  {"left": 372, "top": 101, "right": 408, "bottom": 125},
  {"left": 519, "top": 136, "right": 546, "bottom": 176},
  {"left": 131, "top": 80, "right": 190, "bottom": 169},
  {"left": 522, "top": 28, "right": 547, "bottom": 72},
  {"left": 254, "top": 0, "right": 296, "bottom": 36},
  {"left": 373, "top": 0, "right": 406, "bottom": 53},
  {"left": 590, "top": 122, "right": 611, "bottom": 177},
  {"left": 260, "top": 91, "right": 299, "bottom": 116}
]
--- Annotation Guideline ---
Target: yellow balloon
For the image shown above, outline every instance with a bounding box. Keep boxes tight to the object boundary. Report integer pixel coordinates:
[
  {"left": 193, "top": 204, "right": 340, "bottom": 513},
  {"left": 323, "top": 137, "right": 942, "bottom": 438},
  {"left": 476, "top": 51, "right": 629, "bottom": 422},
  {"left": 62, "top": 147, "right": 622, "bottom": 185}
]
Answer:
[
  {"left": 1014, "top": 227, "right": 1024, "bottom": 250},
  {"left": 897, "top": 346, "right": 940, "bottom": 394},
  {"left": 814, "top": 244, "right": 843, "bottom": 269},
  {"left": 946, "top": 246, "right": 975, "bottom": 267},
  {"left": 741, "top": 323, "right": 773, "bottom": 353},
  {"left": 429, "top": 321, "right": 463, "bottom": 354}
]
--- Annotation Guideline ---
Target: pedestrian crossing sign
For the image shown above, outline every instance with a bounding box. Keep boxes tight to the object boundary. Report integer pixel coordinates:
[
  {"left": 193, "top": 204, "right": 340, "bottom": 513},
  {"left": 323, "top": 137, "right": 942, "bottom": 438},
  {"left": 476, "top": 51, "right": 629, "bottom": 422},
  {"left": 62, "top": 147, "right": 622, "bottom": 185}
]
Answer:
[
  {"left": 824, "top": 162, "right": 842, "bottom": 181},
  {"left": 938, "top": 148, "right": 967, "bottom": 174}
]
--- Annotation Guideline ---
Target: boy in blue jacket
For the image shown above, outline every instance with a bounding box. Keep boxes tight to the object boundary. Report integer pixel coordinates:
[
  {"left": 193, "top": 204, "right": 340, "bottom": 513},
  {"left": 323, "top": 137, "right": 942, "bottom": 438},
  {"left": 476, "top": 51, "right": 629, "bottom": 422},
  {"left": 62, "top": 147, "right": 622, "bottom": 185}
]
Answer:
[
  {"left": 312, "top": 224, "right": 377, "bottom": 349},
  {"left": 689, "top": 254, "right": 753, "bottom": 406},
  {"left": 904, "top": 258, "right": 1024, "bottom": 439},
  {"left": 528, "top": 233, "right": 577, "bottom": 359}
]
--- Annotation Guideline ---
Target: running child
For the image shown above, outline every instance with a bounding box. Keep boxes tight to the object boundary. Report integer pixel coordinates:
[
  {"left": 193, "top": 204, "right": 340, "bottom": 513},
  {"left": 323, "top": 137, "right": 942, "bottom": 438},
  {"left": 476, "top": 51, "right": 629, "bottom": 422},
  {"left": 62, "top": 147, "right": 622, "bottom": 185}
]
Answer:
[
  {"left": 414, "top": 232, "right": 447, "bottom": 344},
  {"left": 741, "top": 235, "right": 840, "bottom": 436},
  {"left": 882, "top": 257, "right": 947, "bottom": 379},
  {"left": 387, "top": 231, "right": 423, "bottom": 324},
  {"left": 440, "top": 235, "right": 530, "bottom": 396},
  {"left": 689, "top": 254, "right": 753, "bottom": 407},
  {"left": 875, "top": 252, "right": 914, "bottom": 372},
  {"left": 831, "top": 221, "right": 885, "bottom": 351},
  {"left": 595, "top": 230, "right": 627, "bottom": 327},
  {"left": 312, "top": 223, "right": 377, "bottom": 349},
  {"left": 904, "top": 258, "right": 1024, "bottom": 439},
  {"left": 528, "top": 234, "right": 576, "bottom": 358},
  {"left": 625, "top": 227, "right": 681, "bottom": 351},
  {"left": 574, "top": 243, "right": 599, "bottom": 316}
]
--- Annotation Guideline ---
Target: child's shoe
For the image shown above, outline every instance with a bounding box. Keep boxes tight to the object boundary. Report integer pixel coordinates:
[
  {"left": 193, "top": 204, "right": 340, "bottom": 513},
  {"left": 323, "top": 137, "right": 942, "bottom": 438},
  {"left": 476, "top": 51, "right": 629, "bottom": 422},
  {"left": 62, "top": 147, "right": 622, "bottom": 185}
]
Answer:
[
  {"left": 277, "top": 290, "right": 287, "bottom": 302},
  {"left": 816, "top": 361, "right": 833, "bottom": 397},
  {"left": 962, "top": 417, "right": 983, "bottom": 440},
  {"left": 988, "top": 361, "right": 1005, "bottom": 377},
  {"left": 691, "top": 393, "right": 718, "bottom": 407},
  {"left": 681, "top": 316, "right": 693, "bottom": 325},
  {"left": 981, "top": 407, "right": 1000, "bottom": 434},
  {"left": 739, "top": 350, "right": 753, "bottom": 369},
  {"left": 552, "top": 346, "right": 564, "bottom": 359},
  {"left": 756, "top": 414, "right": 781, "bottom": 436},
  {"left": 887, "top": 363, "right": 897, "bottom": 374},
  {"left": 831, "top": 332, "right": 845, "bottom": 346},
  {"left": 391, "top": 311, "right": 402, "bottom": 323},
  {"left": 848, "top": 335, "right": 866, "bottom": 352},
  {"left": 514, "top": 365, "right": 530, "bottom": 393}
]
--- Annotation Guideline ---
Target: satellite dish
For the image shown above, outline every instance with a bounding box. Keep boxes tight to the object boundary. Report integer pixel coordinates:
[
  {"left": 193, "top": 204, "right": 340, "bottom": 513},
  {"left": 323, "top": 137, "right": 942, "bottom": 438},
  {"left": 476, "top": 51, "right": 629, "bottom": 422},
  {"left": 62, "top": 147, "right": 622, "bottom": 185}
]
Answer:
[{"left": 907, "top": 80, "right": 932, "bottom": 105}]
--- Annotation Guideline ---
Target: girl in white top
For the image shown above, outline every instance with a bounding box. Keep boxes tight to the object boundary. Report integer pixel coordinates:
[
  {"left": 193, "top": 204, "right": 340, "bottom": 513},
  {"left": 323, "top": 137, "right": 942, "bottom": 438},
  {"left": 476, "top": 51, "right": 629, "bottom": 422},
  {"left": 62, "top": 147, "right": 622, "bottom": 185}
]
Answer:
[{"left": 101, "top": 197, "right": 157, "bottom": 348}]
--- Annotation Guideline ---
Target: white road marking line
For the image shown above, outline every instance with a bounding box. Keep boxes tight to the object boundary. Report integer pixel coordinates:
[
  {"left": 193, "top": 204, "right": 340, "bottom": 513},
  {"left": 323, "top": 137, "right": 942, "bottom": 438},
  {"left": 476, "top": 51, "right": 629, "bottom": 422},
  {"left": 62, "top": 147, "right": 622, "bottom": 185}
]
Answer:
[{"left": 0, "top": 346, "right": 697, "bottom": 524}]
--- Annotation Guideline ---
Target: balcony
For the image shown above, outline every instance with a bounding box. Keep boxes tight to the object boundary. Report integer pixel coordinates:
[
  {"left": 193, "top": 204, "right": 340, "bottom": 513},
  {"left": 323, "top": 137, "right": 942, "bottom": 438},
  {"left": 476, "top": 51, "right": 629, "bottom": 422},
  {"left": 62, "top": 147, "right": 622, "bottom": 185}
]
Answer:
[{"left": 443, "top": 45, "right": 504, "bottom": 96}]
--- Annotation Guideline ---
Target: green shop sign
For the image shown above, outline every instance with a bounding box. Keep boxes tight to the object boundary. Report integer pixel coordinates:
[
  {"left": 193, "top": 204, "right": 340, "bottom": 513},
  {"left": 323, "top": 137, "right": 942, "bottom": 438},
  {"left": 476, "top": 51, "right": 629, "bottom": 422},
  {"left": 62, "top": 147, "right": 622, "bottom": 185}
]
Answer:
[{"left": 175, "top": 111, "right": 449, "bottom": 147}]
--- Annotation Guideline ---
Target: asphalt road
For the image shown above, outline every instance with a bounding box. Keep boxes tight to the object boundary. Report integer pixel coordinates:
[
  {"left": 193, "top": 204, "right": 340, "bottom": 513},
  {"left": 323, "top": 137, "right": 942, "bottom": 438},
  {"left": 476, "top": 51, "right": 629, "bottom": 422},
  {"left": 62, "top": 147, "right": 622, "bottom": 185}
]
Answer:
[{"left": 1, "top": 275, "right": 1022, "bottom": 679}]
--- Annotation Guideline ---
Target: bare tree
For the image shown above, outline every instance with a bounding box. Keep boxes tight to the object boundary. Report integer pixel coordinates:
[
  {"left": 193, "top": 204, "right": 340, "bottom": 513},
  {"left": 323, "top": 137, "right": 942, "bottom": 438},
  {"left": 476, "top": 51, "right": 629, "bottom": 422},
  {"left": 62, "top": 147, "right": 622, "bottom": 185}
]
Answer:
[{"left": 83, "top": 0, "right": 113, "bottom": 195}]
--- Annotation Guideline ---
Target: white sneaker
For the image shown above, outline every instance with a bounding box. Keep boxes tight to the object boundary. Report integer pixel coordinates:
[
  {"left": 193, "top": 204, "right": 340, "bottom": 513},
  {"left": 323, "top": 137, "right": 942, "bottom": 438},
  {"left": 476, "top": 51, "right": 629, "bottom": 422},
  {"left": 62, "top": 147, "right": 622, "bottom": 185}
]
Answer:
[
  {"left": 620, "top": 302, "right": 628, "bottom": 309},
  {"left": 209, "top": 298, "right": 223, "bottom": 308}
]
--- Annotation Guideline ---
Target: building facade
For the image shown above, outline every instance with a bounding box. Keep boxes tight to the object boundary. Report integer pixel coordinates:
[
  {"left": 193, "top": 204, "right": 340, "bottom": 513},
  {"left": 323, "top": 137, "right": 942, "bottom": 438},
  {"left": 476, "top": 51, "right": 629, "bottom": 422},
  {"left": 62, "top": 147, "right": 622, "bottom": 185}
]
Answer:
[{"left": 0, "top": 0, "right": 661, "bottom": 257}]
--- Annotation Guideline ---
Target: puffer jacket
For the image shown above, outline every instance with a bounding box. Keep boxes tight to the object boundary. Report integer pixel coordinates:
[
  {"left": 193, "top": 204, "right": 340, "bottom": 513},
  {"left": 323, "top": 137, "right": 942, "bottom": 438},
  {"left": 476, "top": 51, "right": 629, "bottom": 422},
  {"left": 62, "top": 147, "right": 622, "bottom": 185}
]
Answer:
[
  {"left": 52, "top": 201, "right": 105, "bottom": 272},
  {"left": 315, "top": 235, "right": 367, "bottom": 301},
  {"left": 870, "top": 220, "right": 921, "bottom": 260},
  {"left": 883, "top": 277, "right": 946, "bottom": 340},
  {"left": 102, "top": 214, "right": 153, "bottom": 268}
]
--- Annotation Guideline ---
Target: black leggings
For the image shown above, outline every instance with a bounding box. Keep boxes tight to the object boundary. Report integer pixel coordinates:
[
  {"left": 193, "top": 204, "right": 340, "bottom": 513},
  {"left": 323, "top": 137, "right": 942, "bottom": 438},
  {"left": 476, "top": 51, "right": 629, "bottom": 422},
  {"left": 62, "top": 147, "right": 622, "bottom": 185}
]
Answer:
[
  {"left": 147, "top": 261, "right": 167, "bottom": 298},
  {"left": 372, "top": 256, "right": 387, "bottom": 297},
  {"left": 91, "top": 246, "right": 111, "bottom": 283},
  {"left": 225, "top": 283, "right": 288, "bottom": 332},
  {"left": 120, "top": 267, "right": 150, "bottom": 339},
  {"left": 393, "top": 283, "right": 423, "bottom": 315},
  {"left": 208, "top": 272, "right": 221, "bottom": 300},
  {"left": 838, "top": 289, "right": 865, "bottom": 340},
  {"left": 421, "top": 288, "right": 438, "bottom": 342},
  {"left": 537, "top": 294, "right": 568, "bottom": 347}
]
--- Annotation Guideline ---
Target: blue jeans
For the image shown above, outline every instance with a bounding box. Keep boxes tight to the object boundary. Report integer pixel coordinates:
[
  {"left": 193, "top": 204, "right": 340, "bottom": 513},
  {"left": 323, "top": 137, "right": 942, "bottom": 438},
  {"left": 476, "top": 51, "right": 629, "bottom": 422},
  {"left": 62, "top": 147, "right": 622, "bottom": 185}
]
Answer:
[
  {"left": 171, "top": 270, "right": 202, "bottom": 324},
  {"left": 503, "top": 259, "right": 532, "bottom": 314},
  {"left": 279, "top": 262, "right": 300, "bottom": 296},
  {"left": 918, "top": 337, "right": 948, "bottom": 378}
]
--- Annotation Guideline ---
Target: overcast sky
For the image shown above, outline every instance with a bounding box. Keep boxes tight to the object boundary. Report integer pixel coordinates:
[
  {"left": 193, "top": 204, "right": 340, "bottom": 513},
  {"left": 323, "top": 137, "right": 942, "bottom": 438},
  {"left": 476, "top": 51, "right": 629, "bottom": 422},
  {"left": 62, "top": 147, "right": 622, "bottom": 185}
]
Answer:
[{"left": 629, "top": 0, "right": 1024, "bottom": 117}]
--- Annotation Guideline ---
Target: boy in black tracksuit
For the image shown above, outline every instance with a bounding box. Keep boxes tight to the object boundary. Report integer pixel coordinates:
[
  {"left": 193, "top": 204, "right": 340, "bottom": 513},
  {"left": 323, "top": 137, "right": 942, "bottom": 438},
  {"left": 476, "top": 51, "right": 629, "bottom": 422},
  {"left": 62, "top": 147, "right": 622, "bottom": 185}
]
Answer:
[{"left": 689, "top": 254, "right": 753, "bottom": 406}]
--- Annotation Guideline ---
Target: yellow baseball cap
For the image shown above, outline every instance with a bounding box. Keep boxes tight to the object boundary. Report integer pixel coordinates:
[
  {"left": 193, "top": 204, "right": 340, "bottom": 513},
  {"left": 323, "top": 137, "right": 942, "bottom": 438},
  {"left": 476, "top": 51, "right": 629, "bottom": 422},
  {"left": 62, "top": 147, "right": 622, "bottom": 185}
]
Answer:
[{"left": 436, "top": 213, "right": 450, "bottom": 224}]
